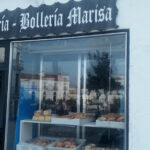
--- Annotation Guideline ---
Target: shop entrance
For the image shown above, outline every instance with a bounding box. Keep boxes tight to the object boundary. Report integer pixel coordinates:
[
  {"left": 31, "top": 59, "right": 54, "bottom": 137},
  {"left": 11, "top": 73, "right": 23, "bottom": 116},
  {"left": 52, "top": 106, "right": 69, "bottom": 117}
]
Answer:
[
  {"left": 0, "top": 42, "right": 10, "bottom": 150},
  {"left": 0, "top": 71, "right": 6, "bottom": 150}
]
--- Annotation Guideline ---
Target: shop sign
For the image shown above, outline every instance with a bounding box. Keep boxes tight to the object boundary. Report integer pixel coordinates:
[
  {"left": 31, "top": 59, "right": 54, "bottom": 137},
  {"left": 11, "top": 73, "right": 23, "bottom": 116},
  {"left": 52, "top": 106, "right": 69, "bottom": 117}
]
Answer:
[{"left": 0, "top": 0, "right": 118, "bottom": 39}]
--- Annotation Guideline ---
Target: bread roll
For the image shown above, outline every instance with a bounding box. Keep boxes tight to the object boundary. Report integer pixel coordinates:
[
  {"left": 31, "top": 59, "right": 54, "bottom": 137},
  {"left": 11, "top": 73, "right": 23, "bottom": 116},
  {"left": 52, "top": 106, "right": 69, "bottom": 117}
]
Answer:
[
  {"left": 85, "top": 146, "right": 92, "bottom": 150},
  {"left": 34, "top": 110, "right": 43, "bottom": 116},
  {"left": 117, "top": 116, "right": 124, "bottom": 122},
  {"left": 107, "top": 117, "right": 116, "bottom": 121},
  {"left": 43, "top": 110, "right": 51, "bottom": 116},
  {"left": 57, "top": 141, "right": 64, "bottom": 147},
  {"left": 32, "top": 116, "right": 38, "bottom": 120},
  {"left": 98, "top": 117, "right": 107, "bottom": 121},
  {"left": 38, "top": 115, "right": 45, "bottom": 121},
  {"left": 45, "top": 116, "right": 51, "bottom": 121}
]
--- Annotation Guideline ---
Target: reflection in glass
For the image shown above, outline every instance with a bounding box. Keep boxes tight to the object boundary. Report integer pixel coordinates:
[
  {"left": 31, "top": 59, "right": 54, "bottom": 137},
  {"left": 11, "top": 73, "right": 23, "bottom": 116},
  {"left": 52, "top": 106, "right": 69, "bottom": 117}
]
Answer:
[
  {"left": 6, "top": 34, "right": 126, "bottom": 150},
  {"left": 0, "top": 47, "right": 5, "bottom": 63},
  {"left": 86, "top": 51, "right": 122, "bottom": 114}
]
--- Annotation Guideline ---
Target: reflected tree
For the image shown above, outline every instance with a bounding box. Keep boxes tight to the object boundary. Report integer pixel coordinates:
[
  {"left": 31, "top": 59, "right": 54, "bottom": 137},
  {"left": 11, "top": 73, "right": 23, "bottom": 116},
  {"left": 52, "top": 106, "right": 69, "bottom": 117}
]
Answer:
[{"left": 87, "top": 51, "right": 120, "bottom": 93}]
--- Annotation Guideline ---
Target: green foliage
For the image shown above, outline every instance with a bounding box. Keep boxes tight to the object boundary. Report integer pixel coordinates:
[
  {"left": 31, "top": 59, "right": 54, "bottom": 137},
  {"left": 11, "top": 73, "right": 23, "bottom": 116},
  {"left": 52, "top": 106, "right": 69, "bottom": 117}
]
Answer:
[{"left": 87, "top": 51, "right": 120, "bottom": 92}]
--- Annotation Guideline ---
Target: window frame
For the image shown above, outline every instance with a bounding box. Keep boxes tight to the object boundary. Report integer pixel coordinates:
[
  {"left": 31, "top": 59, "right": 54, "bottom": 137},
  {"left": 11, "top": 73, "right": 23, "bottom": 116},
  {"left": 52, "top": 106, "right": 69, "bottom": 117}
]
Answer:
[{"left": 4, "top": 29, "right": 130, "bottom": 150}]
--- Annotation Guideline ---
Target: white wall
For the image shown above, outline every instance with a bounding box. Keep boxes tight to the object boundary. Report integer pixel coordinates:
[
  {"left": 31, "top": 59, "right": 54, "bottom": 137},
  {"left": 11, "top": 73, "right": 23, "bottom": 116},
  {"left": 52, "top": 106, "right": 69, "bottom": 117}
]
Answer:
[
  {"left": 0, "top": 0, "right": 80, "bottom": 11},
  {"left": 1, "top": 0, "right": 150, "bottom": 150},
  {"left": 117, "top": 0, "right": 150, "bottom": 150}
]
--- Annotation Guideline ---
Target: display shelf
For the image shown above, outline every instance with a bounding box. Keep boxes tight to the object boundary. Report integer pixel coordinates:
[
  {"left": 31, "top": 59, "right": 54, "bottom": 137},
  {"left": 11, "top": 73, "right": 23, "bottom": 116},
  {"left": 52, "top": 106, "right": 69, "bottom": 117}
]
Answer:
[
  {"left": 21, "top": 116, "right": 94, "bottom": 126},
  {"left": 21, "top": 118, "right": 125, "bottom": 129},
  {"left": 21, "top": 119, "right": 53, "bottom": 124},
  {"left": 20, "top": 117, "right": 93, "bottom": 143},
  {"left": 47, "top": 139, "right": 86, "bottom": 150},
  {"left": 19, "top": 119, "right": 124, "bottom": 150},
  {"left": 20, "top": 117, "right": 124, "bottom": 145},
  {"left": 51, "top": 117, "right": 94, "bottom": 126},
  {"left": 17, "top": 136, "right": 58, "bottom": 150},
  {"left": 17, "top": 143, "right": 46, "bottom": 150},
  {"left": 83, "top": 121, "right": 125, "bottom": 129}
]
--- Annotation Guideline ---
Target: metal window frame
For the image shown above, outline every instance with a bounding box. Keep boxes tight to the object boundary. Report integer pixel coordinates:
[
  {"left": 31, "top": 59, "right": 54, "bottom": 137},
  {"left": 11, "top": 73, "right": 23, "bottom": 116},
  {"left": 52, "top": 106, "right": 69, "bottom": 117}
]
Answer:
[{"left": 4, "top": 29, "right": 130, "bottom": 150}]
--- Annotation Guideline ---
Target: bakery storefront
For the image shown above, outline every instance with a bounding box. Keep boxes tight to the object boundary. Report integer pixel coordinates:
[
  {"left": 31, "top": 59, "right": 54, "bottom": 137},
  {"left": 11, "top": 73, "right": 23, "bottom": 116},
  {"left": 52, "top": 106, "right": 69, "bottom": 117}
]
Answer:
[{"left": 1, "top": 0, "right": 129, "bottom": 150}]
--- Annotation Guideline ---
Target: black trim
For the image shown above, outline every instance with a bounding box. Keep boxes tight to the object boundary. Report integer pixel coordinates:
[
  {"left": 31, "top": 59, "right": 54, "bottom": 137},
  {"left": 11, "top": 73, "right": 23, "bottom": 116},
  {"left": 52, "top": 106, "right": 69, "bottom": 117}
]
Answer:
[
  {"left": 0, "top": 0, "right": 118, "bottom": 39},
  {"left": 0, "top": 42, "right": 10, "bottom": 69},
  {"left": 126, "top": 29, "right": 130, "bottom": 150},
  {"left": 0, "top": 29, "right": 129, "bottom": 42},
  {"left": 0, "top": 41, "right": 10, "bottom": 150}
]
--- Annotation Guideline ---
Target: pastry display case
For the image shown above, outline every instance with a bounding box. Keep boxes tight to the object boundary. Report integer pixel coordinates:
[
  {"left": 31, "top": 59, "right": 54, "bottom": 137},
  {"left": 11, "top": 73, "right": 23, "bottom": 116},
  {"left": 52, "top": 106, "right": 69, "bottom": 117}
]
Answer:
[{"left": 6, "top": 33, "right": 127, "bottom": 150}]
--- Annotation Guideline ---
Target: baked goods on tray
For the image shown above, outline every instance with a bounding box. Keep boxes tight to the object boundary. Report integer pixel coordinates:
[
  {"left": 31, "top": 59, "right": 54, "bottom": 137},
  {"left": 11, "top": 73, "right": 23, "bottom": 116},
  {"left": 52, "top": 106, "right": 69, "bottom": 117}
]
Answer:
[
  {"left": 97, "top": 113, "right": 124, "bottom": 122},
  {"left": 55, "top": 113, "right": 94, "bottom": 119},
  {"left": 43, "top": 110, "right": 51, "bottom": 116},
  {"left": 85, "top": 144, "right": 120, "bottom": 150},
  {"left": 34, "top": 110, "right": 43, "bottom": 117},
  {"left": 32, "top": 109, "right": 51, "bottom": 121},
  {"left": 53, "top": 138, "right": 79, "bottom": 148},
  {"left": 28, "top": 138, "right": 55, "bottom": 147}
]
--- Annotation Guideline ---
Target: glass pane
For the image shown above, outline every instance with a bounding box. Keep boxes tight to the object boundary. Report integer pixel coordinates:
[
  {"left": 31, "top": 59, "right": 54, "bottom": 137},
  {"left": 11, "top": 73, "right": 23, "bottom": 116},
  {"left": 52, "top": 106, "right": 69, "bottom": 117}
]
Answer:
[
  {"left": 6, "top": 33, "right": 126, "bottom": 150},
  {"left": 0, "top": 47, "right": 5, "bottom": 63}
]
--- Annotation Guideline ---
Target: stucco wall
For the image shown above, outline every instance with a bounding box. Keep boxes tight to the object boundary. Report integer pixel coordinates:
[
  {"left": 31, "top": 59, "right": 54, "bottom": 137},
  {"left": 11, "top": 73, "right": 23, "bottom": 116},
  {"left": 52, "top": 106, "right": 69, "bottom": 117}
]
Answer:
[
  {"left": 117, "top": 0, "right": 150, "bottom": 150},
  {"left": 1, "top": 0, "right": 150, "bottom": 150}
]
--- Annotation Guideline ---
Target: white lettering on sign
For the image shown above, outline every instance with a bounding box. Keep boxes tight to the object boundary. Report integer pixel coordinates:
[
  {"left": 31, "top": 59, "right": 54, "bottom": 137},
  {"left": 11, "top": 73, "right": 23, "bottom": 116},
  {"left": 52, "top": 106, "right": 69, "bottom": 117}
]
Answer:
[
  {"left": 20, "top": 9, "right": 63, "bottom": 32},
  {"left": 0, "top": 4, "right": 114, "bottom": 34},
  {"left": 66, "top": 6, "right": 112, "bottom": 27},
  {"left": 20, "top": 13, "right": 30, "bottom": 31},
  {"left": 0, "top": 15, "right": 9, "bottom": 32},
  {"left": 105, "top": 8, "right": 112, "bottom": 21}
]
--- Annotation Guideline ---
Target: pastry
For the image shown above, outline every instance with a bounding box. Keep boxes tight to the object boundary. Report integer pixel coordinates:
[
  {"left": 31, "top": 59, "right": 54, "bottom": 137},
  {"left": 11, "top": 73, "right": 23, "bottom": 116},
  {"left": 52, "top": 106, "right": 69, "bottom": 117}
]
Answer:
[
  {"left": 38, "top": 115, "right": 45, "bottom": 121},
  {"left": 60, "top": 113, "right": 94, "bottom": 119},
  {"left": 85, "top": 146, "right": 92, "bottom": 150},
  {"left": 97, "top": 113, "right": 124, "bottom": 122},
  {"left": 32, "top": 116, "right": 38, "bottom": 120},
  {"left": 107, "top": 117, "right": 116, "bottom": 121},
  {"left": 29, "top": 138, "right": 54, "bottom": 146},
  {"left": 34, "top": 110, "right": 43, "bottom": 117},
  {"left": 95, "top": 148, "right": 103, "bottom": 150},
  {"left": 70, "top": 144, "right": 76, "bottom": 148},
  {"left": 116, "top": 116, "right": 124, "bottom": 122},
  {"left": 92, "top": 148, "right": 97, "bottom": 150},
  {"left": 56, "top": 141, "right": 64, "bottom": 147},
  {"left": 54, "top": 138, "right": 78, "bottom": 148},
  {"left": 43, "top": 110, "right": 51, "bottom": 116},
  {"left": 45, "top": 115, "right": 51, "bottom": 121},
  {"left": 98, "top": 116, "right": 107, "bottom": 121}
]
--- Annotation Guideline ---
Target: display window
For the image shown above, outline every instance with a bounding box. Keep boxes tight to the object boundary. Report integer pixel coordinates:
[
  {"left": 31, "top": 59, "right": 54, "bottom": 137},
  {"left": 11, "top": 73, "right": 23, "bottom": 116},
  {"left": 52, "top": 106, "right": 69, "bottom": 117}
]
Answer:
[{"left": 5, "top": 32, "right": 128, "bottom": 150}]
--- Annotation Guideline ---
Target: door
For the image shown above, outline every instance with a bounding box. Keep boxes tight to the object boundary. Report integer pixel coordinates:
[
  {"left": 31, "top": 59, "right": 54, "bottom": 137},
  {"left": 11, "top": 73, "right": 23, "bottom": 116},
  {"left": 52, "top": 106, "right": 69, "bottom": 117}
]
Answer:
[
  {"left": 0, "top": 42, "right": 10, "bottom": 150},
  {"left": 0, "top": 71, "right": 6, "bottom": 150}
]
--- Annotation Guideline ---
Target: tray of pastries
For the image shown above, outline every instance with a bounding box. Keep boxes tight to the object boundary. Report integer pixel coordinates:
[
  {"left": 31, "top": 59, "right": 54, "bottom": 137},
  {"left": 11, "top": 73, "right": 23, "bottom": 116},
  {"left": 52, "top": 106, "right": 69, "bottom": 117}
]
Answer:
[
  {"left": 27, "top": 137, "right": 57, "bottom": 147},
  {"left": 97, "top": 113, "right": 124, "bottom": 122},
  {"left": 32, "top": 110, "right": 51, "bottom": 122},
  {"left": 17, "top": 137, "right": 57, "bottom": 150},
  {"left": 47, "top": 138, "right": 86, "bottom": 150},
  {"left": 85, "top": 144, "right": 120, "bottom": 150},
  {"left": 54, "top": 113, "right": 94, "bottom": 119},
  {"left": 51, "top": 113, "right": 94, "bottom": 125},
  {"left": 96, "top": 113, "right": 125, "bottom": 129}
]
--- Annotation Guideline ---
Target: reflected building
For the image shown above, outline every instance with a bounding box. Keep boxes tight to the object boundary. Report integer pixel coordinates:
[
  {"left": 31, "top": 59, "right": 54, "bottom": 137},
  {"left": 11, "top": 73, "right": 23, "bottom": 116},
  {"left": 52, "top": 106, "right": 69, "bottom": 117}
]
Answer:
[{"left": 20, "top": 73, "right": 70, "bottom": 101}]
